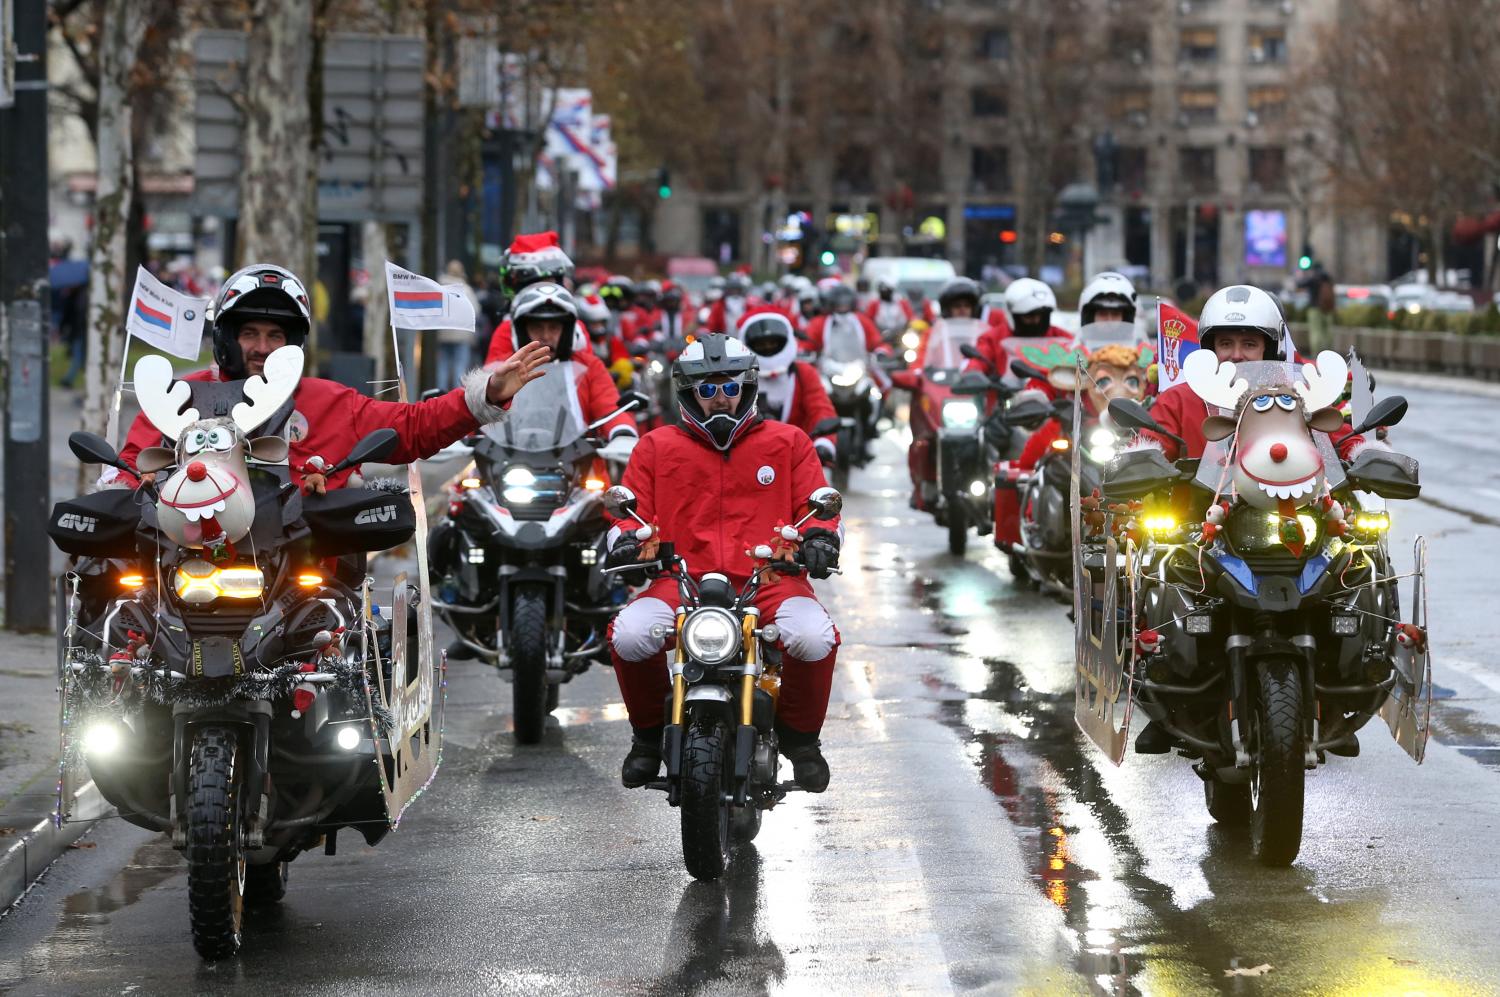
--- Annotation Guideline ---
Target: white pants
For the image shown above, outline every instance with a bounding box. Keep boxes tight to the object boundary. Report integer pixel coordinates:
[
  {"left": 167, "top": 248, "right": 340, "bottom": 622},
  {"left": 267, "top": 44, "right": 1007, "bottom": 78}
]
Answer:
[{"left": 611, "top": 594, "right": 837, "bottom": 663}]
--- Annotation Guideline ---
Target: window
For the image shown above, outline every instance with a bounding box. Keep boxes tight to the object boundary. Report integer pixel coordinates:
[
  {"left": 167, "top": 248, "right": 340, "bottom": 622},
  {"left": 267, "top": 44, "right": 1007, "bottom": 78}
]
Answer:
[
  {"left": 834, "top": 146, "right": 873, "bottom": 194},
  {"left": 971, "top": 87, "right": 1008, "bottom": 118},
  {"left": 1248, "top": 147, "right": 1287, "bottom": 191},
  {"left": 1179, "top": 26, "right": 1218, "bottom": 63},
  {"left": 1178, "top": 87, "right": 1218, "bottom": 125},
  {"left": 970, "top": 146, "right": 1010, "bottom": 193},
  {"left": 1249, "top": 27, "right": 1287, "bottom": 63},
  {"left": 1117, "top": 146, "right": 1148, "bottom": 190},
  {"left": 1113, "top": 88, "right": 1151, "bottom": 126},
  {"left": 1117, "top": 26, "right": 1150, "bottom": 65},
  {"left": 1178, "top": 146, "right": 1217, "bottom": 193},
  {"left": 1247, "top": 85, "right": 1287, "bottom": 124},
  {"left": 977, "top": 28, "right": 1010, "bottom": 60}
]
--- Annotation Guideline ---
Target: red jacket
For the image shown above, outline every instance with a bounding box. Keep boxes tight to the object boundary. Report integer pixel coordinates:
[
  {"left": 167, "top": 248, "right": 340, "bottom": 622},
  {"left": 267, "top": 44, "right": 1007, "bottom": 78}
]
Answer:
[
  {"left": 1140, "top": 382, "right": 1365, "bottom": 462},
  {"left": 117, "top": 370, "right": 484, "bottom": 490},
  {"left": 621, "top": 306, "right": 663, "bottom": 342},
  {"left": 761, "top": 362, "right": 838, "bottom": 456},
  {"left": 802, "top": 312, "right": 885, "bottom": 355},
  {"left": 617, "top": 419, "right": 837, "bottom": 581},
  {"left": 484, "top": 322, "right": 636, "bottom": 438},
  {"left": 485, "top": 317, "right": 591, "bottom": 366},
  {"left": 964, "top": 323, "right": 1074, "bottom": 375},
  {"left": 864, "top": 297, "right": 913, "bottom": 330},
  {"left": 703, "top": 297, "right": 757, "bottom": 335}
]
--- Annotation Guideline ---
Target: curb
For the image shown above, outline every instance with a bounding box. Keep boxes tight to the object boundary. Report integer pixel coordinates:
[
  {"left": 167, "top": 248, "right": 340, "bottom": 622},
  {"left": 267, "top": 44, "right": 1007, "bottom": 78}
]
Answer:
[
  {"left": 0, "top": 780, "right": 112, "bottom": 915},
  {"left": 1371, "top": 368, "right": 1500, "bottom": 401}
]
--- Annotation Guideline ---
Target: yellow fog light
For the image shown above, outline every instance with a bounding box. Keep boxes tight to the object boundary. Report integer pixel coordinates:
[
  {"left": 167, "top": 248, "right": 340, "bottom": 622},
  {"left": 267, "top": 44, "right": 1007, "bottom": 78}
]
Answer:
[
  {"left": 1142, "top": 514, "right": 1178, "bottom": 535},
  {"left": 1354, "top": 511, "right": 1390, "bottom": 533}
]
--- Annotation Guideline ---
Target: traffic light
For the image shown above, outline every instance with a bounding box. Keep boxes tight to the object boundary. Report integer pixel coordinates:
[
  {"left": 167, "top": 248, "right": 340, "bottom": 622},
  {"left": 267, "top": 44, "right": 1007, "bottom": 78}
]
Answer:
[
  {"left": 819, "top": 250, "right": 836, "bottom": 267},
  {"left": 1298, "top": 244, "right": 1313, "bottom": 270},
  {"left": 657, "top": 167, "right": 672, "bottom": 199}
]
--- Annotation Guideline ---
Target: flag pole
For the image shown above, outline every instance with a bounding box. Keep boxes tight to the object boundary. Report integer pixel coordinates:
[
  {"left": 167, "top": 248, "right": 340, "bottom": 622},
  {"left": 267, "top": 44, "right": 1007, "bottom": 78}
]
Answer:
[{"left": 104, "top": 330, "right": 132, "bottom": 448}]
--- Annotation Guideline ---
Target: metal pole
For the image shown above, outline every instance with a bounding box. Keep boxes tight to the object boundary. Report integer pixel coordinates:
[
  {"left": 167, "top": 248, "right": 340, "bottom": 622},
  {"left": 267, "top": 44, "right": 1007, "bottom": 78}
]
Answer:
[{"left": 0, "top": 0, "right": 51, "bottom": 632}]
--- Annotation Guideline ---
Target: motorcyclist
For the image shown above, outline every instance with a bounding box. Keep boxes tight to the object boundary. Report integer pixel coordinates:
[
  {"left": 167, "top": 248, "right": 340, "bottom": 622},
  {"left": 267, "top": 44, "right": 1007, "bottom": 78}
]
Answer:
[
  {"left": 865, "top": 277, "right": 914, "bottom": 338},
  {"left": 964, "top": 277, "right": 1072, "bottom": 377},
  {"left": 623, "top": 279, "right": 663, "bottom": 342},
  {"left": 794, "top": 283, "right": 821, "bottom": 334},
  {"left": 605, "top": 334, "right": 842, "bottom": 792},
  {"left": 506, "top": 282, "right": 639, "bottom": 443},
  {"left": 697, "top": 275, "right": 726, "bottom": 329},
  {"left": 703, "top": 273, "right": 753, "bottom": 334},
  {"left": 658, "top": 281, "right": 692, "bottom": 341},
  {"left": 115, "top": 264, "right": 551, "bottom": 490},
  {"left": 600, "top": 275, "right": 636, "bottom": 338},
  {"left": 1078, "top": 271, "right": 1138, "bottom": 327},
  {"left": 739, "top": 308, "right": 838, "bottom": 464},
  {"left": 484, "top": 231, "right": 584, "bottom": 367},
  {"left": 802, "top": 284, "right": 885, "bottom": 356},
  {"left": 581, "top": 293, "right": 634, "bottom": 389}
]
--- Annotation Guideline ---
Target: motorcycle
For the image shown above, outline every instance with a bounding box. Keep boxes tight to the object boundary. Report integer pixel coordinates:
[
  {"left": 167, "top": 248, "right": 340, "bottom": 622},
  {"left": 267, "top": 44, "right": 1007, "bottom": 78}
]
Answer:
[
  {"left": 1076, "top": 352, "right": 1430, "bottom": 866},
  {"left": 430, "top": 366, "right": 641, "bottom": 743},
  {"left": 48, "top": 348, "right": 440, "bottom": 959},
  {"left": 814, "top": 318, "right": 885, "bottom": 488},
  {"left": 601, "top": 484, "right": 843, "bottom": 882}
]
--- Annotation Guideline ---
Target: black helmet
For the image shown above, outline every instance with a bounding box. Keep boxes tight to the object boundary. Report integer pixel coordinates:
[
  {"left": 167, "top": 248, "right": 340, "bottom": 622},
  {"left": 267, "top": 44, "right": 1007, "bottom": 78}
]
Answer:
[
  {"left": 822, "top": 283, "right": 856, "bottom": 313},
  {"left": 600, "top": 275, "right": 635, "bottom": 312},
  {"left": 672, "top": 334, "right": 760, "bottom": 451},
  {"left": 938, "top": 277, "right": 981, "bottom": 318},
  {"left": 740, "top": 310, "right": 794, "bottom": 358},
  {"left": 211, "top": 264, "right": 312, "bottom": 379},
  {"left": 511, "top": 282, "right": 578, "bottom": 361}
]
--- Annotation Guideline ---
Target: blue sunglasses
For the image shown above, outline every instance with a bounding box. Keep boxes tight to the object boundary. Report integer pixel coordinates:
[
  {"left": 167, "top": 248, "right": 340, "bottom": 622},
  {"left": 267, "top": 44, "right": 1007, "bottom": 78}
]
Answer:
[{"left": 695, "top": 381, "right": 743, "bottom": 400}]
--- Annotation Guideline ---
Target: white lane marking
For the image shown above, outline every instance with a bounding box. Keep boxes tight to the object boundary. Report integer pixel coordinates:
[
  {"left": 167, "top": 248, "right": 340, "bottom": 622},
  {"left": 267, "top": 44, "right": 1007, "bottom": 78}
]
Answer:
[{"left": 1443, "top": 657, "right": 1500, "bottom": 697}]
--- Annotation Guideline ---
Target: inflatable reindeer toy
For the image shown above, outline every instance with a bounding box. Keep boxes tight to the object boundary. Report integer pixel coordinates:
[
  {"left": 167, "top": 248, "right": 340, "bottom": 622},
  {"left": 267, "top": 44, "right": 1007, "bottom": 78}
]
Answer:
[
  {"left": 1183, "top": 347, "right": 1348, "bottom": 556},
  {"left": 132, "top": 346, "right": 303, "bottom": 562}
]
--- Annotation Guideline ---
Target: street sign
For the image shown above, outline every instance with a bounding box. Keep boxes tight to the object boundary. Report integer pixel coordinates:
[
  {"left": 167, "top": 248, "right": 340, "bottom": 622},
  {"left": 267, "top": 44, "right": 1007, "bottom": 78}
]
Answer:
[{"left": 191, "top": 31, "right": 424, "bottom": 221}]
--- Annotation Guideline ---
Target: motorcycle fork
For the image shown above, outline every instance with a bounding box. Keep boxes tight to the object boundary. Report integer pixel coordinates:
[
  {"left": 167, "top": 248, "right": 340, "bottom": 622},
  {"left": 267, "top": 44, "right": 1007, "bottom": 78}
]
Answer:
[
  {"left": 733, "top": 609, "right": 761, "bottom": 806},
  {"left": 1293, "top": 632, "right": 1319, "bottom": 768},
  {"left": 664, "top": 609, "right": 687, "bottom": 806},
  {"left": 1226, "top": 634, "right": 1252, "bottom": 768}
]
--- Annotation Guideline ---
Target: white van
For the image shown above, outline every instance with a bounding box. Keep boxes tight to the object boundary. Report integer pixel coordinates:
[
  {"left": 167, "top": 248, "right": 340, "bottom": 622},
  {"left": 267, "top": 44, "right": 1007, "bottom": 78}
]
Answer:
[{"left": 860, "top": 257, "right": 958, "bottom": 306}]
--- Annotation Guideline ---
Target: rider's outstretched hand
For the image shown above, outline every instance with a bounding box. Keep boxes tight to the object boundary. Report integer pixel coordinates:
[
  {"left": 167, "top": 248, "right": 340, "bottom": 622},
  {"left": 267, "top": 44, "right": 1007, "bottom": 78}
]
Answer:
[
  {"left": 799, "top": 528, "right": 840, "bottom": 579},
  {"left": 486, "top": 340, "right": 553, "bottom": 406}
]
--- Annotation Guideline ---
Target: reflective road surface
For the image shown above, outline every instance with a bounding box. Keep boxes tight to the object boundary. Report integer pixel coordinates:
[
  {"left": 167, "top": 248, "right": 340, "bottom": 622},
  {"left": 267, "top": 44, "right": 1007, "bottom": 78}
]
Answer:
[{"left": 2, "top": 379, "right": 1500, "bottom": 995}]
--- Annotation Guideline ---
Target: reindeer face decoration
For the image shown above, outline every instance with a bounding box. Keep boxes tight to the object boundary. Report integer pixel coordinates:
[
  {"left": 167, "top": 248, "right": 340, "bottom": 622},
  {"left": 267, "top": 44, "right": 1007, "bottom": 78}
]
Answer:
[
  {"left": 132, "top": 346, "right": 302, "bottom": 553},
  {"left": 1046, "top": 343, "right": 1153, "bottom": 423},
  {"left": 1183, "top": 348, "right": 1348, "bottom": 512}
]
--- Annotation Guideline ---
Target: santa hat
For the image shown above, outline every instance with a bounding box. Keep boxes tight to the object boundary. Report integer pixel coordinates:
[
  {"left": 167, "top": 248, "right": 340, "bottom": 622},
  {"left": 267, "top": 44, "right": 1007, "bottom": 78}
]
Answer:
[{"left": 508, "top": 231, "right": 560, "bottom": 255}]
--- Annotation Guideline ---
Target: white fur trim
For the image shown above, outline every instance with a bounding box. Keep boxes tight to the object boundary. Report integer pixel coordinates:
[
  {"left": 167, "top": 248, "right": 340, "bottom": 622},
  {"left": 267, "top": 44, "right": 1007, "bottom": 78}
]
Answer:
[
  {"left": 607, "top": 425, "right": 639, "bottom": 440},
  {"left": 1123, "top": 436, "right": 1165, "bottom": 454},
  {"left": 1343, "top": 436, "right": 1391, "bottom": 462},
  {"left": 814, "top": 436, "right": 836, "bottom": 458},
  {"left": 462, "top": 367, "right": 509, "bottom": 424}
]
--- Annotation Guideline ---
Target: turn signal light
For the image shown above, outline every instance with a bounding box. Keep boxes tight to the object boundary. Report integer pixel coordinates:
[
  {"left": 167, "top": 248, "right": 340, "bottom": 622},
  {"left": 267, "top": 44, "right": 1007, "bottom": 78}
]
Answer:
[
  {"left": 119, "top": 573, "right": 146, "bottom": 590},
  {"left": 1050, "top": 439, "right": 1070, "bottom": 451},
  {"left": 297, "top": 572, "right": 325, "bottom": 588},
  {"left": 585, "top": 477, "right": 606, "bottom": 491},
  {"left": 460, "top": 476, "right": 482, "bottom": 490}
]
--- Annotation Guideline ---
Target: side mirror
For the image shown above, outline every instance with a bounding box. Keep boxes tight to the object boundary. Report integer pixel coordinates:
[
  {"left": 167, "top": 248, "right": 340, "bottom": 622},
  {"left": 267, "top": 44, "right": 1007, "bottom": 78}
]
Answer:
[
  {"left": 1108, "top": 398, "right": 1187, "bottom": 456},
  {"left": 420, "top": 388, "right": 444, "bottom": 402},
  {"left": 959, "top": 343, "right": 987, "bottom": 363},
  {"left": 330, "top": 428, "right": 399, "bottom": 474},
  {"left": 806, "top": 486, "right": 843, "bottom": 520},
  {"left": 1009, "top": 359, "right": 1040, "bottom": 382},
  {"left": 68, "top": 431, "right": 126, "bottom": 469},
  {"left": 603, "top": 485, "right": 639, "bottom": 520},
  {"left": 618, "top": 390, "right": 650, "bottom": 413},
  {"left": 809, "top": 417, "right": 842, "bottom": 437},
  {"left": 1349, "top": 395, "right": 1408, "bottom": 437},
  {"left": 876, "top": 354, "right": 907, "bottom": 371},
  {"left": 629, "top": 342, "right": 652, "bottom": 357}
]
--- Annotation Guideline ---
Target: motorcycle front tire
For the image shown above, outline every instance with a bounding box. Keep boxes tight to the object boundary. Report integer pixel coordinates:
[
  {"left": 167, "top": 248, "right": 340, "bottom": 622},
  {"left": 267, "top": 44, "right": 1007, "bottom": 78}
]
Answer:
[
  {"left": 186, "top": 726, "right": 246, "bottom": 960},
  {"left": 509, "top": 583, "right": 552, "bottom": 744},
  {"left": 680, "top": 715, "right": 732, "bottom": 881},
  {"left": 1251, "top": 660, "right": 1306, "bottom": 866},
  {"left": 946, "top": 502, "right": 968, "bottom": 557}
]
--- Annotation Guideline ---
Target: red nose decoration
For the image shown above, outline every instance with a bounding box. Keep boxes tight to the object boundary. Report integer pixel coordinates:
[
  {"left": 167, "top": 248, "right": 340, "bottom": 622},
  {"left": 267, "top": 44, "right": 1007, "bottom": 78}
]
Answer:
[
  {"left": 185, "top": 461, "right": 208, "bottom": 481},
  {"left": 1269, "top": 443, "right": 1289, "bottom": 463}
]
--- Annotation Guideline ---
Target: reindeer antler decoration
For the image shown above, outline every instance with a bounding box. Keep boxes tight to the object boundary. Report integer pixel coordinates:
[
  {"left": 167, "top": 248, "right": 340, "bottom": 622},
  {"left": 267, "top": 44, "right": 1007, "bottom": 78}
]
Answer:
[
  {"left": 1182, "top": 348, "right": 1249, "bottom": 411},
  {"left": 231, "top": 345, "right": 304, "bottom": 434},
  {"left": 1294, "top": 350, "right": 1349, "bottom": 414},
  {"left": 133, "top": 355, "right": 200, "bottom": 442}
]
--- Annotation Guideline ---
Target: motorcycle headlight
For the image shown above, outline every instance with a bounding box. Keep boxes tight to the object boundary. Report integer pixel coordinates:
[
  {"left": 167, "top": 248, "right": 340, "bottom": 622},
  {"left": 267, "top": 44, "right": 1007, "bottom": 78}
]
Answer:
[
  {"left": 830, "top": 363, "right": 863, "bottom": 388},
  {"left": 680, "top": 608, "right": 741, "bottom": 666},
  {"left": 1226, "top": 509, "right": 1322, "bottom": 555},
  {"left": 901, "top": 330, "right": 920, "bottom": 349},
  {"left": 502, "top": 486, "right": 537, "bottom": 504},
  {"left": 942, "top": 399, "right": 980, "bottom": 429},
  {"left": 173, "top": 559, "right": 265, "bottom": 604},
  {"left": 1086, "top": 427, "right": 1118, "bottom": 464},
  {"left": 502, "top": 466, "right": 536, "bottom": 487}
]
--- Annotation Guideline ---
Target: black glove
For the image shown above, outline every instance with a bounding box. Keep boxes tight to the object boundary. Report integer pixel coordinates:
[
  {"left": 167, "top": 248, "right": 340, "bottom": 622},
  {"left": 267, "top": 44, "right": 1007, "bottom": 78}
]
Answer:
[
  {"left": 799, "top": 528, "right": 840, "bottom": 579},
  {"left": 605, "top": 536, "right": 644, "bottom": 570}
]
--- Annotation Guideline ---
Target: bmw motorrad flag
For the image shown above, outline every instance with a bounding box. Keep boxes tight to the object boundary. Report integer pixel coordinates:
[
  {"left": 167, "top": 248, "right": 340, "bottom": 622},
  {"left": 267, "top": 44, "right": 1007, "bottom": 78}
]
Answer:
[
  {"left": 126, "top": 265, "right": 209, "bottom": 360},
  {"left": 385, "top": 261, "right": 477, "bottom": 333}
]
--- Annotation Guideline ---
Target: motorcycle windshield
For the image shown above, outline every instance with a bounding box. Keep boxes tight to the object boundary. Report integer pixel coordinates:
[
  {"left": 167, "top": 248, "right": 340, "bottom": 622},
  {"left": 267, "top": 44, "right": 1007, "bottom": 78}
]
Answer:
[
  {"left": 1192, "top": 359, "right": 1347, "bottom": 494},
  {"left": 822, "top": 317, "right": 868, "bottom": 364},
  {"left": 923, "top": 318, "right": 984, "bottom": 373},
  {"left": 486, "top": 363, "right": 585, "bottom": 453},
  {"left": 1077, "top": 320, "right": 1138, "bottom": 350}
]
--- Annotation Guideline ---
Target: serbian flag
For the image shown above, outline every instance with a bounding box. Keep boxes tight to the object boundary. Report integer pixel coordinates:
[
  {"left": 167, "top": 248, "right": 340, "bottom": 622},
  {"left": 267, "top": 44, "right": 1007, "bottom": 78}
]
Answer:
[
  {"left": 385, "top": 261, "right": 476, "bottom": 333},
  {"left": 126, "top": 265, "right": 209, "bottom": 360},
  {"left": 1155, "top": 300, "right": 1200, "bottom": 391}
]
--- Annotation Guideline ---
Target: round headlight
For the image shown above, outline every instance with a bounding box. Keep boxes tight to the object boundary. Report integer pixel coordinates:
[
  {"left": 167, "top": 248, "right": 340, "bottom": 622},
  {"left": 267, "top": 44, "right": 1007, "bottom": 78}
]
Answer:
[
  {"left": 942, "top": 399, "right": 980, "bottom": 428},
  {"left": 681, "top": 608, "right": 741, "bottom": 666}
]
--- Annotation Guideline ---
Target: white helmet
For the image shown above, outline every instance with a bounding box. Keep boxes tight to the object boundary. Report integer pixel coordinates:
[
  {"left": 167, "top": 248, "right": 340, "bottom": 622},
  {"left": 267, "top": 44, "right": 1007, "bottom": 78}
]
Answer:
[
  {"left": 1004, "top": 277, "right": 1057, "bottom": 317},
  {"left": 1079, "top": 271, "right": 1138, "bottom": 325},
  {"left": 1197, "top": 284, "right": 1287, "bottom": 361}
]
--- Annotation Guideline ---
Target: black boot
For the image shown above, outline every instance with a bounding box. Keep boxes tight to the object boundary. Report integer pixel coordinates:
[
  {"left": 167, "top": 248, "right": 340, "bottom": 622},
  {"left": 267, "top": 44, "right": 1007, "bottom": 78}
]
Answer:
[
  {"left": 777, "top": 724, "right": 830, "bottom": 793},
  {"left": 1325, "top": 733, "right": 1360, "bottom": 757},
  {"left": 445, "top": 638, "right": 478, "bottom": 662},
  {"left": 1134, "top": 719, "right": 1175, "bottom": 755},
  {"left": 621, "top": 725, "right": 664, "bottom": 788}
]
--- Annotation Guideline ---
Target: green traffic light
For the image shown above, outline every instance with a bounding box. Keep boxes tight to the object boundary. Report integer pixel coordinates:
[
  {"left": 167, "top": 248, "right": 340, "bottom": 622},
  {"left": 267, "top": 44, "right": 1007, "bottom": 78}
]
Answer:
[
  {"left": 658, "top": 185, "right": 672, "bottom": 199},
  {"left": 1298, "top": 255, "right": 1312, "bottom": 269},
  {"left": 820, "top": 251, "right": 836, "bottom": 266}
]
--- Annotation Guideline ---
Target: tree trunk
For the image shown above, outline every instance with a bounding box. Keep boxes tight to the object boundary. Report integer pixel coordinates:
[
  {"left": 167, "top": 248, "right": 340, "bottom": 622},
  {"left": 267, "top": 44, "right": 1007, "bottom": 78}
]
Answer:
[
  {"left": 81, "top": 0, "right": 148, "bottom": 456},
  {"left": 237, "top": 0, "right": 314, "bottom": 272},
  {"left": 362, "top": 221, "right": 391, "bottom": 386}
]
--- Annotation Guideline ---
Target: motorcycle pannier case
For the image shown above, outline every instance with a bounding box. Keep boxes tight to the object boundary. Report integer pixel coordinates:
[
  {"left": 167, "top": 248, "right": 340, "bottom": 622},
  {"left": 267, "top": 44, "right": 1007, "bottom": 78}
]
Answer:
[
  {"left": 47, "top": 489, "right": 144, "bottom": 557},
  {"left": 303, "top": 488, "right": 417, "bottom": 556}
]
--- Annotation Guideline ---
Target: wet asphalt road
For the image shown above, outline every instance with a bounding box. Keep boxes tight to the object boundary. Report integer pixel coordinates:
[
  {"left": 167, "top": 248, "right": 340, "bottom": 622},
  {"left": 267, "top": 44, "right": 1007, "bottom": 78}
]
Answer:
[{"left": 4, "top": 381, "right": 1500, "bottom": 995}]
